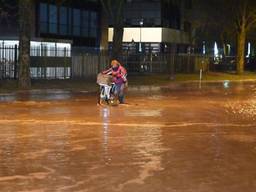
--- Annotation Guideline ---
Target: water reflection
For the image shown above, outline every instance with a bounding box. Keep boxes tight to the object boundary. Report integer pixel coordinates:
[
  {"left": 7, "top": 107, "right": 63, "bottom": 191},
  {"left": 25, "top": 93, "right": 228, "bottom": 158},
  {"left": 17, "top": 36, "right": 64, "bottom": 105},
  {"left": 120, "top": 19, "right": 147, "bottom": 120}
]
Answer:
[
  {"left": 0, "top": 93, "right": 17, "bottom": 102},
  {"left": 100, "top": 107, "right": 111, "bottom": 164},
  {"left": 223, "top": 80, "right": 230, "bottom": 89},
  {"left": 1, "top": 82, "right": 256, "bottom": 191},
  {"left": 0, "top": 90, "right": 72, "bottom": 103},
  {"left": 117, "top": 120, "right": 165, "bottom": 190}
]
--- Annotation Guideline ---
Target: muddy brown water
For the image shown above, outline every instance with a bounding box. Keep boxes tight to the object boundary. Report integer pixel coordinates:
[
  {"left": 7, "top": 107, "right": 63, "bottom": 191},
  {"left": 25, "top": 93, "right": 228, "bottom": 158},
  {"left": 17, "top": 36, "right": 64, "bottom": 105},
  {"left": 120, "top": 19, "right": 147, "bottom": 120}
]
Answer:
[{"left": 0, "top": 82, "right": 256, "bottom": 192}]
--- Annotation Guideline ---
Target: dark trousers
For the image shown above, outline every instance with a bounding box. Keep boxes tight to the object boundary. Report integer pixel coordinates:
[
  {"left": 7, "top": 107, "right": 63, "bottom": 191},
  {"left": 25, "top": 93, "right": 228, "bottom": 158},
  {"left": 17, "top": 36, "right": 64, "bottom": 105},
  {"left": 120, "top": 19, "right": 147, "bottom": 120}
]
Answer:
[{"left": 114, "top": 83, "right": 125, "bottom": 103}]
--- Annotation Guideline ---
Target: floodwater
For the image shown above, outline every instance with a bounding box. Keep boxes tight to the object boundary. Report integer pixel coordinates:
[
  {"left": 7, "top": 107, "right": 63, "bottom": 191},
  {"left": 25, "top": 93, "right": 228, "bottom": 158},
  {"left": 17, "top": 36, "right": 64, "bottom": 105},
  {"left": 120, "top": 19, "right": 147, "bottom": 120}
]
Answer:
[{"left": 0, "top": 82, "right": 256, "bottom": 192}]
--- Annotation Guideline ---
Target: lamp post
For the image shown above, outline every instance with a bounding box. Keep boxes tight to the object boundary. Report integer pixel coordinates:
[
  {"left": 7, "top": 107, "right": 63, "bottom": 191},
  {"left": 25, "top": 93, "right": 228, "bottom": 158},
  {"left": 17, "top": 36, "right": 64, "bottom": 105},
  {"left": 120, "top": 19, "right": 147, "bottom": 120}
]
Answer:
[{"left": 139, "top": 19, "right": 143, "bottom": 53}]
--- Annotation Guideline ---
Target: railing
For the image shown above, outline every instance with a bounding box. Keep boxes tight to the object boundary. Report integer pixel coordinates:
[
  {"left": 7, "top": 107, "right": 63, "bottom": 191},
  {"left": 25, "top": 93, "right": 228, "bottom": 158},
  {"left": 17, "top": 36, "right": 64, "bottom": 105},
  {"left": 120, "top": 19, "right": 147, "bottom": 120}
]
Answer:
[
  {"left": 72, "top": 54, "right": 110, "bottom": 79},
  {"left": 0, "top": 45, "right": 18, "bottom": 79},
  {"left": 122, "top": 53, "right": 211, "bottom": 74},
  {"left": 0, "top": 45, "right": 71, "bottom": 80},
  {"left": 0, "top": 45, "right": 244, "bottom": 81}
]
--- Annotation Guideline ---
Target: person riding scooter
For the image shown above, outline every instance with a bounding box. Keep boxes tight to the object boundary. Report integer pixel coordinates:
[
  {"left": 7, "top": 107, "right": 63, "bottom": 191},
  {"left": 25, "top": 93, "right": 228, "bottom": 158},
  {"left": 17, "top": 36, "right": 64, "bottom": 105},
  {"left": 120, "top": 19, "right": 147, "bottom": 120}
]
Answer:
[{"left": 102, "top": 60, "right": 127, "bottom": 104}]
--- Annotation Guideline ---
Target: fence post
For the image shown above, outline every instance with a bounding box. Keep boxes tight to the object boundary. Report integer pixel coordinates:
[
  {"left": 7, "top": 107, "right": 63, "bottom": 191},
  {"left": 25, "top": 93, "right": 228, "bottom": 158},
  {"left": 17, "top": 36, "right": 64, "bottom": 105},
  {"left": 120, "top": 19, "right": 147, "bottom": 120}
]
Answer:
[
  {"left": 187, "top": 54, "right": 190, "bottom": 73},
  {"left": 64, "top": 47, "right": 68, "bottom": 79},
  {"left": 169, "top": 54, "right": 175, "bottom": 80},
  {"left": 44, "top": 56, "right": 47, "bottom": 79},
  {"left": 98, "top": 52, "right": 101, "bottom": 73},
  {"left": 14, "top": 45, "right": 18, "bottom": 80},
  {"left": 82, "top": 54, "right": 85, "bottom": 78},
  {"left": 64, "top": 57, "right": 66, "bottom": 79}
]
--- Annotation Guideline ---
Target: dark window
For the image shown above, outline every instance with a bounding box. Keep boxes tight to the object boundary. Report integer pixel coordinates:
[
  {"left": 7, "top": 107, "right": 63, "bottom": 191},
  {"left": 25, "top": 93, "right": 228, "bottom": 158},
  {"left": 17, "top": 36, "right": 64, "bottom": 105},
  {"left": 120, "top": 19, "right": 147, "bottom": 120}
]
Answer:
[
  {"left": 184, "top": 21, "right": 191, "bottom": 33},
  {"left": 68, "top": 8, "right": 72, "bottom": 35},
  {"left": 60, "top": 6, "right": 68, "bottom": 35},
  {"left": 90, "top": 11, "right": 97, "bottom": 38},
  {"left": 73, "top": 9, "right": 81, "bottom": 36},
  {"left": 162, "top": 1, "right": 181, "bottom": 29},
  {"left": 49, "top": 4, "right": 57, "bottom": 34},
  {"left": 40, "top": 3, "right": 48, "bottom": 33},
  {"left": 185, "top": 0, "right": 192, "bottom": 9},
  {"left": 38, "top": 2, "right": 99, "bottom": 41},
  {"left": 82, "top": 10, "right": 89, "bottom": 37}
]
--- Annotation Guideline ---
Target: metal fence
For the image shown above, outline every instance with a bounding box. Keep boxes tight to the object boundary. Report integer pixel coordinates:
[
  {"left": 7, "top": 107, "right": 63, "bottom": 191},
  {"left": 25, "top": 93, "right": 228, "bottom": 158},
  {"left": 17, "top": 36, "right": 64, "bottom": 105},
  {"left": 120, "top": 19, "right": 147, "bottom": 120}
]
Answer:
[
  {"left": 209, "top": 56, "right": 236, "bottom": 71},
  {"left": 0, "top": 45, "right": 243, "bottom": 80},
  {"left": 72, "top": 54, "right": 109, "bottom": 79},
  {"left": 0, "top": 45, "right": 18, "bottom": 80},
  {"left": 70, "top": 53, "right": 212, "bottom": 78},
  {"left": 0, "top": 45, "right": 71, "bottom": 80},
  {"left": 71, "top": 53, "right": 212, "bottom": 78},
  {"left": 122, "top": 53, "right": 211, "bottom": 74}
]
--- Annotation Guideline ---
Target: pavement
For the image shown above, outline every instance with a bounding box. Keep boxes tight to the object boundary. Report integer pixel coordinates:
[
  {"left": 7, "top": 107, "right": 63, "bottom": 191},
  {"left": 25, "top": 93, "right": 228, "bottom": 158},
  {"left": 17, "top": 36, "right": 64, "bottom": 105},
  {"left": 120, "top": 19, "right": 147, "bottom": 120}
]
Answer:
[{"left": 0, "top": 81, "right": 256, "bottom": 192}]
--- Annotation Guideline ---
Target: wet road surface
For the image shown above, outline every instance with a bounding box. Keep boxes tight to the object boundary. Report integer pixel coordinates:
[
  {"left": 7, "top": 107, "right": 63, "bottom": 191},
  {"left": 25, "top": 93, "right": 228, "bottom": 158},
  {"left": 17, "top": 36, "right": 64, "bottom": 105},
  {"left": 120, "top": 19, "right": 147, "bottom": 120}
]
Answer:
[{"left": 0, "top": 82, "right": 256, "bottom": 192}]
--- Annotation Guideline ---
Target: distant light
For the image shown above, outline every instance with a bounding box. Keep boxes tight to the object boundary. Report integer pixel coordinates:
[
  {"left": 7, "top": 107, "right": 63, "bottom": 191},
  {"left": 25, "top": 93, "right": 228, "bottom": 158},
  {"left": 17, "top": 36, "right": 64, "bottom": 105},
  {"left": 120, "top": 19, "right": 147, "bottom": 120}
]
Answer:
[
  {"left": 139, "top": 20, "right": 144, "bottom": 26},
  {"left": 203, "top": 41, "right": 206, "bottom": 54},
  {"left": 247, "top": 42, "right": 251, "bottom": 58},
  {"left": 227, "top": 44, "right": 231, "bottom": 55},
  {"left": 139, "top": 43, "right": 142, "bottom": 52},
  {"left": 214, "top": 42, "right": 219, "bottom": 57}
]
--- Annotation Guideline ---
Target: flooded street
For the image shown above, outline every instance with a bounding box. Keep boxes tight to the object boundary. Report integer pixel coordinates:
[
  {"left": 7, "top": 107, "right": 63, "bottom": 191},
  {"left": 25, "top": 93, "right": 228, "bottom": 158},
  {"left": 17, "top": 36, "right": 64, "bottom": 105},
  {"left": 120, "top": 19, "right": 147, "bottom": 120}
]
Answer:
[{"left": 0, "top": 82, "right": 256, "bottom": 192}]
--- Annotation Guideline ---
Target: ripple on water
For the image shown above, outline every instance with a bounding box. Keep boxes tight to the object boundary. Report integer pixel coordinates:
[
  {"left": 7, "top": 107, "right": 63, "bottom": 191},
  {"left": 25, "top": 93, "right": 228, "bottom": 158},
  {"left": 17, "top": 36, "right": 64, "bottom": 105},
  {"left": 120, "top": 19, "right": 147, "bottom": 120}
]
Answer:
[
  {"left": 224, "top": 134, "right": 256, "bottom": 143},
  {"left": 225, "top": 99, "right": 256, "bottom": 121},
  {"left": 125, "top": 109, "right": 162, "bottom": 117}
]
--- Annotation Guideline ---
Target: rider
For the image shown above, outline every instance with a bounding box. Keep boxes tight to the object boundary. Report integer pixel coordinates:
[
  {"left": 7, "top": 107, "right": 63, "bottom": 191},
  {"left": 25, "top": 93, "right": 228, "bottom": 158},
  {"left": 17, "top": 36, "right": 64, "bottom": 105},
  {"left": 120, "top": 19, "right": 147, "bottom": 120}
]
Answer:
[{"left": 102, "top": 60, "right": 127, "bottom": 104}]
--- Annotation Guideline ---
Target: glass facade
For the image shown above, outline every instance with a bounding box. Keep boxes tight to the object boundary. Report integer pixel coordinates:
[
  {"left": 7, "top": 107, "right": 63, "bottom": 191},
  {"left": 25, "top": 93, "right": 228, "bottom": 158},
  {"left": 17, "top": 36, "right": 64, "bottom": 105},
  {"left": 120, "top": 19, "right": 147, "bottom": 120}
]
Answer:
[
  {"left": 123, "top": 0, "right": 181, "bottom": 29},
  {"left": 124, "top": 0, "right": 161, "bottom": 26},
  {"left": 39, "top": 3, "right": 98, "bottom": 38}
]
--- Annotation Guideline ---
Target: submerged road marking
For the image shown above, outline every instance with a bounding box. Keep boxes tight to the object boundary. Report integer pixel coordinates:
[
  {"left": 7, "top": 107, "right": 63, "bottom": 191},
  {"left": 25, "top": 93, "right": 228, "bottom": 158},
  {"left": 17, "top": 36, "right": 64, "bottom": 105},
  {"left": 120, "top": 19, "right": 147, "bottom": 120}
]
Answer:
[{"left": 0, "top": 119, "right": 255, "bottom": 128}]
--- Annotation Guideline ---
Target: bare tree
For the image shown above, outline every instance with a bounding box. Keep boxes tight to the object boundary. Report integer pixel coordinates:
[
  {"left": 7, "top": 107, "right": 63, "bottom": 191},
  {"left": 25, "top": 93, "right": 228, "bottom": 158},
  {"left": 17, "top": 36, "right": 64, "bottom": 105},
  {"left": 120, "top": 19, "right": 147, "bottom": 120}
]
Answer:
[
  {"left": 230, "top": 0, "right": 256, "bottom": 74},
  {"left": 193, "top": 0, "right": 256, "bottom": 74},
  {"left": 100, "top": 0, "right": 125, "bottom": 61},
  {"left": 18, "top": 0, "right": 34, "bottom": 89}
]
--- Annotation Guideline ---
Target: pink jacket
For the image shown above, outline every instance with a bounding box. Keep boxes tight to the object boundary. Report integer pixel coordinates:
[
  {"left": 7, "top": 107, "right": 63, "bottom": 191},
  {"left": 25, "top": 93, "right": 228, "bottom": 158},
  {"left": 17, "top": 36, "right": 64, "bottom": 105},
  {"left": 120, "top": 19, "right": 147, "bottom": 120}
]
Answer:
[{"left": 103, "top": 65, "right": 127, "bottom": 84}]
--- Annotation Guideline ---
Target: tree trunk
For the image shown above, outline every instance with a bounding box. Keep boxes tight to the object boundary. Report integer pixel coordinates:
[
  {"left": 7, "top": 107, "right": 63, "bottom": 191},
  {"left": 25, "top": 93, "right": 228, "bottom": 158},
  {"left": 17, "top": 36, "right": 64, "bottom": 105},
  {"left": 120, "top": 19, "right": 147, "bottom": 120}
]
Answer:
[
  {"left": 18, "top": 0, "right": 33, "bottom": 89},
  {"left": 236, "top": 27, "right": 246, "bottom": 75},
  {"left": 112, "top": 22, "right": 124, "bottom": 62}
]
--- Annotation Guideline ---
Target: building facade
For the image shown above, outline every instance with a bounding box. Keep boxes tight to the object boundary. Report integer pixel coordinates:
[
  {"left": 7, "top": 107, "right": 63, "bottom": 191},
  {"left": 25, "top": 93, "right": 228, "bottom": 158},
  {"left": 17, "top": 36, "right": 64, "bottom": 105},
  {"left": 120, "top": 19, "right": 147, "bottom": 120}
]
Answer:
[
  {"left": 0, "top": 0, "right": 106, "bottom": 79},
  {"left": 0, "top": 0, "right": 104, "bottom": 53},
  {"left": 108, "top": 0, "right": 193, "bottom": 54}
]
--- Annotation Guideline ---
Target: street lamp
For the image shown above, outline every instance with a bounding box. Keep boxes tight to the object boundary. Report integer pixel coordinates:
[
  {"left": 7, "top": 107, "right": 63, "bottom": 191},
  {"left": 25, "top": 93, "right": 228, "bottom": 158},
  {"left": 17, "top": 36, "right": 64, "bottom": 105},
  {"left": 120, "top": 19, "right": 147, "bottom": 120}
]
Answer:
[{"left": 139, "top": 19, "right": 143, "bottom": 53}]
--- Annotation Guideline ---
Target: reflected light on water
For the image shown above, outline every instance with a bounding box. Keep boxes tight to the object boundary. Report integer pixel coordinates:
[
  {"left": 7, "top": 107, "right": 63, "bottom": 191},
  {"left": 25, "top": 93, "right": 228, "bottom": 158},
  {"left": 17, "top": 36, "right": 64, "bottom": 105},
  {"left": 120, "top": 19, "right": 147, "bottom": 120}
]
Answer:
[
  {"left": 101, "top": 107, "right": 110, "bottom": 163},
  {"left": 223, "top": 80, "right": 230, "bottom": 89}
]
